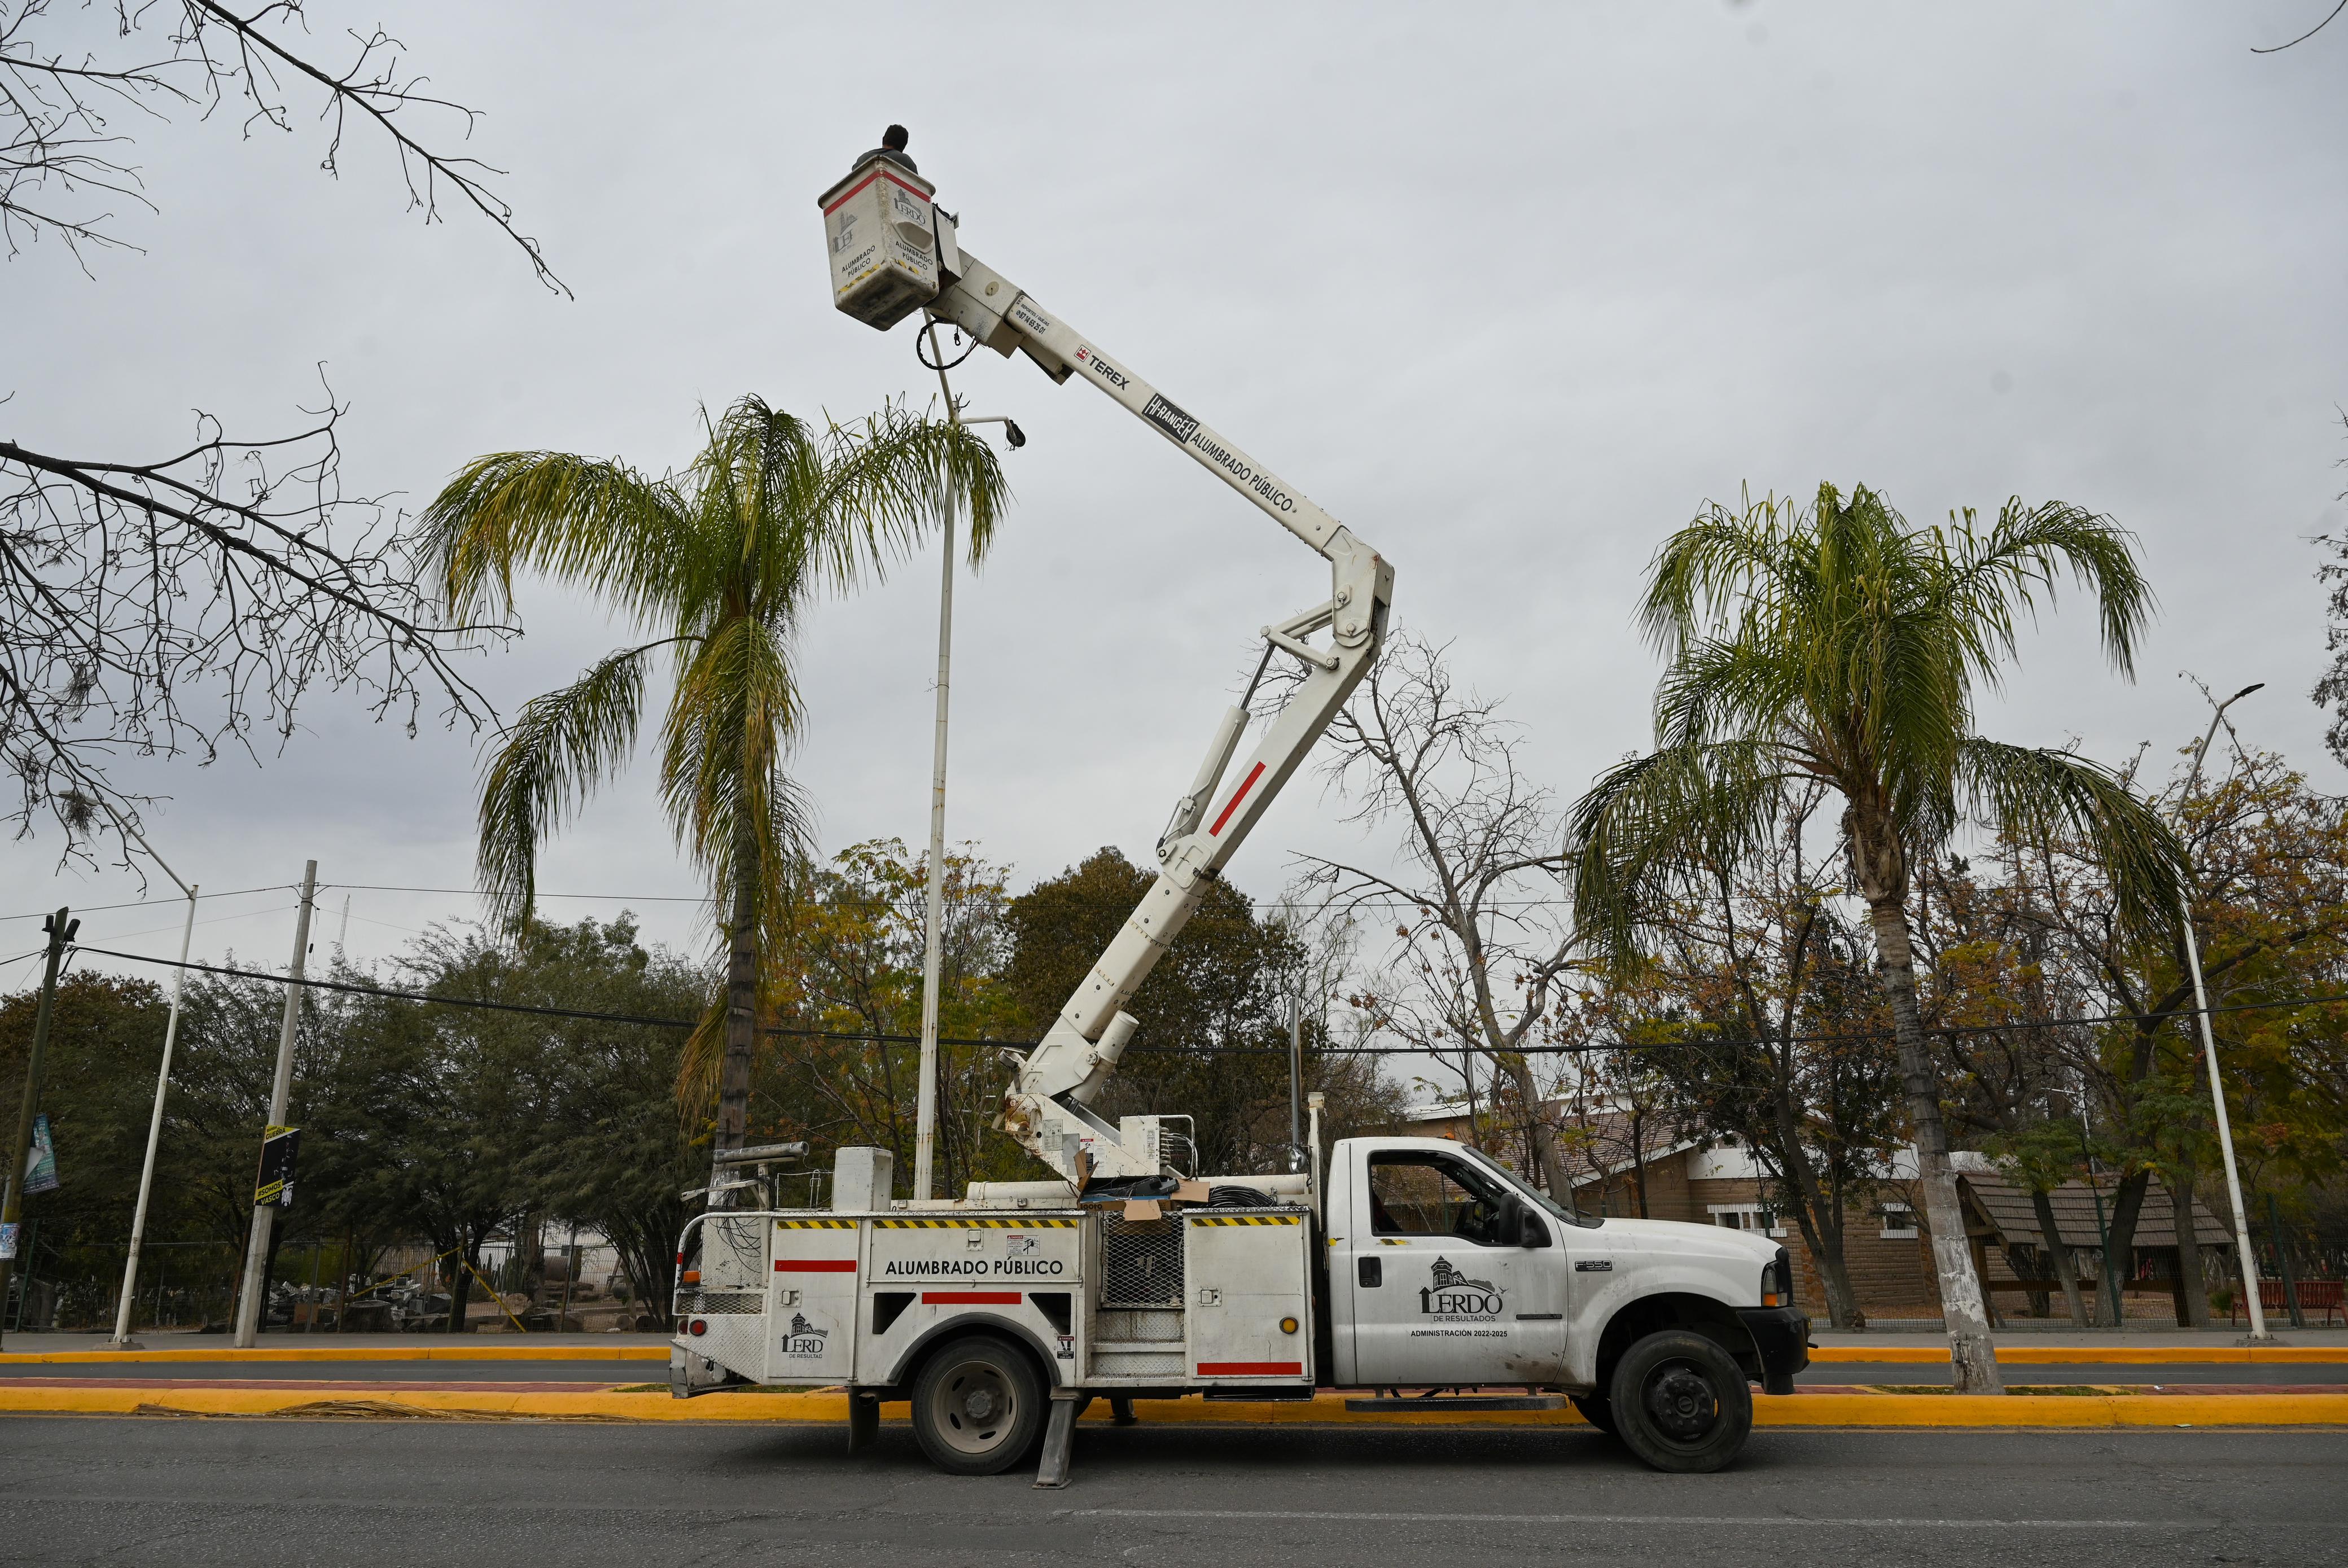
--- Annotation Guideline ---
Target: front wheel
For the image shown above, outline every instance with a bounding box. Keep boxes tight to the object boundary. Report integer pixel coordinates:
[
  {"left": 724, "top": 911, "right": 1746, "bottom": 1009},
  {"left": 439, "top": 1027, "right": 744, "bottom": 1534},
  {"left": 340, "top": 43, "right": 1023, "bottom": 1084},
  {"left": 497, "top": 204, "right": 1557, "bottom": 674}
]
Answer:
[
  {"left": 910, "top": 1337, "right": 1046, "bottom": 1477},
  {"left": 1607, "top": 1329, "right": 1752, "bottom": 1473}
]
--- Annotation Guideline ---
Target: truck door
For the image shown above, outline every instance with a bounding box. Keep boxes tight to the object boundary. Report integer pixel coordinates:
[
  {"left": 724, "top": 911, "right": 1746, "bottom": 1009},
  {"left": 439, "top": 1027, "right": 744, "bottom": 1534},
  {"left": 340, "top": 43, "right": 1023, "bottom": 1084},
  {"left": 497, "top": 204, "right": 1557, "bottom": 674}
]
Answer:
[{"left": 1338, "top": 1149, "right": 1565, "bottom": 1387}]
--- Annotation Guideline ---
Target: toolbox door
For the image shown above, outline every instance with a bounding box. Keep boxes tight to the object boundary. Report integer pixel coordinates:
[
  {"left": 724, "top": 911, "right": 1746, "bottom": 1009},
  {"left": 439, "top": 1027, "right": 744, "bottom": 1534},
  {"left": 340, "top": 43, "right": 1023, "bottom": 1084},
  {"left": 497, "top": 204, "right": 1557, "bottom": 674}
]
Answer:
[
  {"left": 766, "top": 1218, "right": 861, "bottom": 1381},
  {"left": 1184, "top": 1212, "right": 1313, "bottom": 1384}
]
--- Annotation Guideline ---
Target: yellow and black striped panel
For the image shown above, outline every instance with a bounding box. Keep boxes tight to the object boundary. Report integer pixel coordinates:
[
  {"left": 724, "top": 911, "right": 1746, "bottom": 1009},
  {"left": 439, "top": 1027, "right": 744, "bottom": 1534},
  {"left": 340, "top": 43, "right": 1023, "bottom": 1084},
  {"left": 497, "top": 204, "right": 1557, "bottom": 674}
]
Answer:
[
  {"left": 773, "top": 1219, "right": 857, "bottom": 1230},
  {"left": 873, "top": 1217, "right": 1081, "bottom": 1229},
  {"left": 1191, "top": 1214, "right": 1304, "bottom": 1227}
]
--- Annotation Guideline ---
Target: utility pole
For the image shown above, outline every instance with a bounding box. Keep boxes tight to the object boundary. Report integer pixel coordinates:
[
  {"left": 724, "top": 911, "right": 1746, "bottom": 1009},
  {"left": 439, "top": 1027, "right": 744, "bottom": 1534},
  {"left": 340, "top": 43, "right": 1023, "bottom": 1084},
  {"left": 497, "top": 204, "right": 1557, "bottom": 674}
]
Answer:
[
  {"left": 1287, "top": 989, "right": 1304, "bottom": 1172},
  {"left": 110, "top": 874, "right": 197, "bottom": 1348},
  {"left": 2175, "top": 682, "right": 2270, "bottom": 1340},
  {"left": 1, "top": 908, "right": 75, "bottom": 1351},
  {"left": 234, "top": 862, "right": 316, "bottom": 1346}
]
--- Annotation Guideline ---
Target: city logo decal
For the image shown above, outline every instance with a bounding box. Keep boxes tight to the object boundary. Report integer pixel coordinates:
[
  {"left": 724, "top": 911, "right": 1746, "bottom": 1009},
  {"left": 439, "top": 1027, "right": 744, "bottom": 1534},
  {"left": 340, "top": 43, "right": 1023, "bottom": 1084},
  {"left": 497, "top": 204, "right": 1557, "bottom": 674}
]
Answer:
[
  {"left": 783, "top": 1311, "right": 830, "bottom": 1356},
  {"left": 1419, "top": 1255, "right": 1504, "bottom": 1318}
]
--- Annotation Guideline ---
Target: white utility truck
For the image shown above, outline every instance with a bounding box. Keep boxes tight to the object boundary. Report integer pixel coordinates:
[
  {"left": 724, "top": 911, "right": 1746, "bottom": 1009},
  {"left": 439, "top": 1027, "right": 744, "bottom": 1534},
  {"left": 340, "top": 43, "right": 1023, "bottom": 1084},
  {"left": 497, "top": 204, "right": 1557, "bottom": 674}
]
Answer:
[{"left": 667, "top": 128, "right": 1809, "bottom": 1483}]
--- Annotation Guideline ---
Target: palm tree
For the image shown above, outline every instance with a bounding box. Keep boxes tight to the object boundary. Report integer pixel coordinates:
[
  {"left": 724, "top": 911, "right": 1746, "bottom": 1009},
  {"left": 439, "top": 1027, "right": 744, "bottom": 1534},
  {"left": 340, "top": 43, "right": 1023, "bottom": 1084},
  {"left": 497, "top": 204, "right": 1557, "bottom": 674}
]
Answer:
[
  {"left": 1570, "top": 483, "right": 2181, "bottom": 1392},
  {"left": 419, "top": 396, "right": 1007, "bottom": 1190}
]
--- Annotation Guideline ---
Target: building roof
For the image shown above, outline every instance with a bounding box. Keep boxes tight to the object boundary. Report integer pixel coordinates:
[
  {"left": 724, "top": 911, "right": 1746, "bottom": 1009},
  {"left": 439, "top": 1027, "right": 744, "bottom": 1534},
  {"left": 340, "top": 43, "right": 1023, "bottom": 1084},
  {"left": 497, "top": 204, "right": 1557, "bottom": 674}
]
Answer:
[
  {"left": 1957, "top": 1169, "right": 2230, "bottom": 1251},
  {"left": 1399, "top": 1097, "right": 1708, "bottom": 1183}
]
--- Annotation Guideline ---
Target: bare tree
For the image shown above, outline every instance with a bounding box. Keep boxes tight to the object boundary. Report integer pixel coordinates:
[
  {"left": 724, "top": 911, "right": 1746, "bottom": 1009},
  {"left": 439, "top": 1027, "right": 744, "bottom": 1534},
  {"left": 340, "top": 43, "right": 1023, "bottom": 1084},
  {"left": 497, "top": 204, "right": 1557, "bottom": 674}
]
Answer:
[
  {"left": 3, "top": 2, "right": 560, "bottom": 283},
  {"left": 1293, "top": 633, "right": 1582, "bottom": 1196},
  {"left": 3, "top": 1, "right": 559, "bottom": 861}
]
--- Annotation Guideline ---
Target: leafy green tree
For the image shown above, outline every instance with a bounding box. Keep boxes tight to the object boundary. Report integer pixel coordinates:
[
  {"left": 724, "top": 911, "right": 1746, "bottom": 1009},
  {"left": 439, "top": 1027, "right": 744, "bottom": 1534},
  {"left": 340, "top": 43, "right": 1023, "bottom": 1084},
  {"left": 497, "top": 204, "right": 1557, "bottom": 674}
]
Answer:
[
  {"left": 774, "top": 839, "right": 1031, "bottom": 1198},
  {"left": 0, "top": 975, "right": 168, "bottom": 1322},
  {"left": 419, "top": 397, "right": 1007, "bottom": 1182},
  {"left": 1571, "top": 483, "right": 2182, "bottom": 1390},
  {"left": 515, "top": 916, "right": 713, "bottom": 1328},
  {"left": 1004, "top": 848, "right": 1311, "bottom": 1175}
]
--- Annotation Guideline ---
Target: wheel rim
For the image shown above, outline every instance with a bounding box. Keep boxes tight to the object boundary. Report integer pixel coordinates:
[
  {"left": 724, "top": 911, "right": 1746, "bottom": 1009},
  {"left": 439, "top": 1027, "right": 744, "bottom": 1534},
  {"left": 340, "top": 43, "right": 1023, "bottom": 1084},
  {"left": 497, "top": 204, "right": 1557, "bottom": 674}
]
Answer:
[
  {"left": 928, "top": 1359, "right": 1019, "bottom": 1457},
  {"left": 1639, "top": 1358, "right": 1721, "bottom": 1444}
]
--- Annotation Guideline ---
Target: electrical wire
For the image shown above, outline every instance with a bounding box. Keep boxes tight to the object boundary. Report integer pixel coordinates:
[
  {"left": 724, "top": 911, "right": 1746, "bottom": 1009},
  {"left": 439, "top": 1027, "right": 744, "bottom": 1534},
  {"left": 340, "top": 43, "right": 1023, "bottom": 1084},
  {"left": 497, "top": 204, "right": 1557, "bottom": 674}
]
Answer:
[
  {"left": 56, "top": 940, "right": 2348, "bottom": 1058},
  {"left": 0, "top": 884, "right": 294, "bottom": 923},
  {"left": 98, "top": 903, "right": 301, "bottom": 944}
]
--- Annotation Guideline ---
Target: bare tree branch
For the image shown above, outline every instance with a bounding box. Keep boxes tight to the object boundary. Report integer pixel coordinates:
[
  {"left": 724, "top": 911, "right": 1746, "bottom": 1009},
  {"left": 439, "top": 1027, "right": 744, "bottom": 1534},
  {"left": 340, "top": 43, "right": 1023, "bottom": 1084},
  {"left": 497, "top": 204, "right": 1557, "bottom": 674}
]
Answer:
[
  {"left": 2253, "top": 0, "right": 2345, "bottom": 52},
  {"left": 2, "top": 0, "right": 565, "bottom": 291},
  {"left": 0, "top": 373, "right": 506, "bottom": 866}
]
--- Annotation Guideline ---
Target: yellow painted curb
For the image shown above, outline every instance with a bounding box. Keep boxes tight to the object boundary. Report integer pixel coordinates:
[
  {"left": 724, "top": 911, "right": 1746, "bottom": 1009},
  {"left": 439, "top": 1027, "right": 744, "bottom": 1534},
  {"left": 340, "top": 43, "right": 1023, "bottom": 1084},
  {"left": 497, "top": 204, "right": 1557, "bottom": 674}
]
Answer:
[
  {"left": 0, "top": 1344, "right": 671, "bottom": 1365},
  {"left": 1809, "top": 1345, "right": 2348, "bottom": 1365},
  {"left": 2, "top": 1386, "right": 2343, "bottom": 1429}
]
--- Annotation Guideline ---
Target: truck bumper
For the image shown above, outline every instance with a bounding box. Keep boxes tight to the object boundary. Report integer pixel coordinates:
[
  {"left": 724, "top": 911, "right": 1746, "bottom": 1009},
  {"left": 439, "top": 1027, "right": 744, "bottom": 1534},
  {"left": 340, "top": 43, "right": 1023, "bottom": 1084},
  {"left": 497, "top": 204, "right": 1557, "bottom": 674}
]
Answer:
[
  {"left": 1736, "top": 1306, "right": 1811, "bottom": 1395},
  {"left": 669, "top": 1342, "right": 741, "bottom": 1399}
]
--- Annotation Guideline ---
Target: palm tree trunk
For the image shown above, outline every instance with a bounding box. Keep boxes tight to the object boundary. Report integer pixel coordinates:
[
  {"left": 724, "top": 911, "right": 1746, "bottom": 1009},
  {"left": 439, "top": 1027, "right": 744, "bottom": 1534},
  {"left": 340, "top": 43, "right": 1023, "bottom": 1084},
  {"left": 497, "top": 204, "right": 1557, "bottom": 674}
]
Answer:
[
  {"left": 1862, "top": 899, "right": 2004, "bottom": 1393},
  {"left": 710, "top": 805, "right": 760, "bottom": 1205}
]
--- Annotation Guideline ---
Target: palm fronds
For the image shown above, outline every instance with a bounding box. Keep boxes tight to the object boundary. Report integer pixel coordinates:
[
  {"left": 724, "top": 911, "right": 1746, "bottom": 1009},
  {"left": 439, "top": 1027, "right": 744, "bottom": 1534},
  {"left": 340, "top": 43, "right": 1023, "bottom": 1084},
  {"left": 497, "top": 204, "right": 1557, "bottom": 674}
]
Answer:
[
  {"left": 477, "top": 640, "right": 677, "bottom": 928},
  {"left": 1958, "top": 738, "right": 2184, "bottom": 939}
]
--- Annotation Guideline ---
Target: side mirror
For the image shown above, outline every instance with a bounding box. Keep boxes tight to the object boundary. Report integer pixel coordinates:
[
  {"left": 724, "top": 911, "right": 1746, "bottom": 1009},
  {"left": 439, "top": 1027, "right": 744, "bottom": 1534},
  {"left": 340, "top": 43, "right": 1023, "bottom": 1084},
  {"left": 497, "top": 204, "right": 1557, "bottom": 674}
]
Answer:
[{"left": 1513, "top": 1202, "right": 1549, "bottom": 1249}]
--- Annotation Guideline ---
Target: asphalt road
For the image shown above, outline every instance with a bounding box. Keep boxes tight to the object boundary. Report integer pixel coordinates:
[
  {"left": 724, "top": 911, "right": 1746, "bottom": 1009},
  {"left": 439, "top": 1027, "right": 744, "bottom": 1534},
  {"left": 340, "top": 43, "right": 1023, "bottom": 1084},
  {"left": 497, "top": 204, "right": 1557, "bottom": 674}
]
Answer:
[{"left": 5, "top": 1417, "right": 2340, "bottom": 1567}]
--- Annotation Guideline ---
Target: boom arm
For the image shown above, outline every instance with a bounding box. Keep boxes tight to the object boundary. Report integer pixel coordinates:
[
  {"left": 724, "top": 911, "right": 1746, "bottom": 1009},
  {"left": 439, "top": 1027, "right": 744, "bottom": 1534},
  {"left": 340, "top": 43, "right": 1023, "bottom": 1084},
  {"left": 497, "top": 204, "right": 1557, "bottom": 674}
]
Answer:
[{"left": 923, "top": 246, "right": 1393, "bottom": 1184}]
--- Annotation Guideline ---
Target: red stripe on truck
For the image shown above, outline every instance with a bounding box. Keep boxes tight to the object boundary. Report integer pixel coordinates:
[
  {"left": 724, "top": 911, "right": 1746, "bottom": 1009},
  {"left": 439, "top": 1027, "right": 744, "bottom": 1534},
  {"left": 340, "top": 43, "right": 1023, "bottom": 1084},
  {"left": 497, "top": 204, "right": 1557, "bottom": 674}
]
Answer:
[
  {"left": 821, "top": 168, "right": 930, "bottom": 216},
  {"left": 1196, "top": 1361, "right": 1303, "bottom": 1376},
  {"left": 922, "top": 1291, "right": 1022, "bottom": 1304},
  {"left": 774, "top": 1259, "right": 857, "bottom": 1273},
  {"left": 1208, "top": 762, "right": 1265, "bottom": 836}
]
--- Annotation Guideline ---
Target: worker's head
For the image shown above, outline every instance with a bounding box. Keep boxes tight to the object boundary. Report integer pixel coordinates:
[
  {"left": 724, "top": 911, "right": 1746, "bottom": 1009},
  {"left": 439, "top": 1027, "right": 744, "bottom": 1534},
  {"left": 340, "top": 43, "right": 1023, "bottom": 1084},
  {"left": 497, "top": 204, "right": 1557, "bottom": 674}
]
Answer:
[{"left": 882, "top": 124, "right": 909, "bottom": 152}]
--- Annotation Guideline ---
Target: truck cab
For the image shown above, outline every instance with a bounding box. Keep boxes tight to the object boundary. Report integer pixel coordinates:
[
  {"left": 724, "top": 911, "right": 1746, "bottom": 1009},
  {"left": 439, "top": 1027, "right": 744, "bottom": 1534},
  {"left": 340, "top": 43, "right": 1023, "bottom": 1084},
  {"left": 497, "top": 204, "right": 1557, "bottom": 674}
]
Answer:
[{"left": 1327, "top": 1136, "right": 1809, "bottom": 1469}]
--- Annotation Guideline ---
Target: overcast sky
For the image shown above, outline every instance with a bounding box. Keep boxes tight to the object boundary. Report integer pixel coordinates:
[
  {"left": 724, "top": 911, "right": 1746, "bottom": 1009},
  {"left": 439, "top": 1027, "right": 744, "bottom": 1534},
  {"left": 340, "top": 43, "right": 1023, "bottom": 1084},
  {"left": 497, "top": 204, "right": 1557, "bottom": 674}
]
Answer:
[{"left": 5, "top": 2, "right": 2345, "bottom": 1009}]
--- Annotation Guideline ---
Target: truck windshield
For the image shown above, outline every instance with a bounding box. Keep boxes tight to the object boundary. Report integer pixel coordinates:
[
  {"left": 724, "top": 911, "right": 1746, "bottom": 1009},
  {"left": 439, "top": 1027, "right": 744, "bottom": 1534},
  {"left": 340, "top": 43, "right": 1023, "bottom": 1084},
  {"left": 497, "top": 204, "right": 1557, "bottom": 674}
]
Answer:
[{"left": 1460, "top": 1149, "right": 1602, "bottom": 1230}]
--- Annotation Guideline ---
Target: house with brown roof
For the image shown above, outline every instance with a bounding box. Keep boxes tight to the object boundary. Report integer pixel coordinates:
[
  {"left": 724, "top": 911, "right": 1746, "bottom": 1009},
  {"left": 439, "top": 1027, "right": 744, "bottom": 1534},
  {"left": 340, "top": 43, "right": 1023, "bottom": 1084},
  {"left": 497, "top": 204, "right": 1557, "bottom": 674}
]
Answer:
[{"left": 1399, "top": 1097, "right": 2235, "bottom": 1325}]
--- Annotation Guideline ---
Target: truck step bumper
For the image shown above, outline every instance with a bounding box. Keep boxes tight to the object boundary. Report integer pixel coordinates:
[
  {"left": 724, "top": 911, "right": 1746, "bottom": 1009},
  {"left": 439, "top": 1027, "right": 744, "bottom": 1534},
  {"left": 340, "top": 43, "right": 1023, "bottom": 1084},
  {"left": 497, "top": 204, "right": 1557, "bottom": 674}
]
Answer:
[{"left": 1344, "top": 1395, "right": 1565, "bottom": 1413}]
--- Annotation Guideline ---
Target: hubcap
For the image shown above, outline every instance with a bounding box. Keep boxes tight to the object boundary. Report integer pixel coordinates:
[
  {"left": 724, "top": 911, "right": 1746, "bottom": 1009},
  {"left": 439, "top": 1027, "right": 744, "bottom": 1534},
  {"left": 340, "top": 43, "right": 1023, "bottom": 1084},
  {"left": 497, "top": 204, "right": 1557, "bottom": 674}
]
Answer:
[
  {"left": 930, "top": 1361, "right": 1017, "bottom": 1455},
  {"left": 1642, "top": 1361, "right": 1719, "bottom": 1443}
]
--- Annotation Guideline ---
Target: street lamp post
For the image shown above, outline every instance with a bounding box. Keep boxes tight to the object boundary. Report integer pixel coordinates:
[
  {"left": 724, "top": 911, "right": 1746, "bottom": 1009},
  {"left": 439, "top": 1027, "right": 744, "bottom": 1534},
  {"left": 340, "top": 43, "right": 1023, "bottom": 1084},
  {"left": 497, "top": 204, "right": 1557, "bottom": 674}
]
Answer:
[
  {"left": 911, "top": 322, "right": 1019, "bottom": 1203},
  {"left": 2175, "top": 681, "right": 2270, "bottom": 1339}
]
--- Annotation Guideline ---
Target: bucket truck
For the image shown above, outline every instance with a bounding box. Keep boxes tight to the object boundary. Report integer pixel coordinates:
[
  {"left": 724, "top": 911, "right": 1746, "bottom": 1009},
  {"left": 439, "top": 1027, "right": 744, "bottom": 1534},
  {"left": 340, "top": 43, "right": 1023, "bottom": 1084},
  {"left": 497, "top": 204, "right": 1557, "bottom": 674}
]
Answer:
[{"left": 666, "top": 128, "right": 1808, "bottom": 1484}]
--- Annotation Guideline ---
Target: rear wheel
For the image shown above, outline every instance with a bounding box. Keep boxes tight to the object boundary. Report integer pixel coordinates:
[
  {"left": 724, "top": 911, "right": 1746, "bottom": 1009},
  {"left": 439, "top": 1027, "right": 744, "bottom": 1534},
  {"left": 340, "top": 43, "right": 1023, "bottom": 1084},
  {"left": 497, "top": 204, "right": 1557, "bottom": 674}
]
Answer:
[
  {"left": 1606, "top": 1329, "right": 1751, "bottom": 1473},
  {"left": 910, "top": 1337, "right": 1045, "bottom": 1477}
]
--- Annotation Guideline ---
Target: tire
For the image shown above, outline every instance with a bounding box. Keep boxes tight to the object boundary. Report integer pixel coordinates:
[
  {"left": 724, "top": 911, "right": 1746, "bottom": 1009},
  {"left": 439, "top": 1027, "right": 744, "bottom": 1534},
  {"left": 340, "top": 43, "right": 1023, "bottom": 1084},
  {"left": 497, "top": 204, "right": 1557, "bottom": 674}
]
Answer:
[
  {"left": 1569, "top": 1392, "right": 1617, "bottom": 1435},
  {"left": 910, "top": 1337, "right": 1046, "bottom": 1477},
  {"left": 1606, "top": 1329, "right": 1752, "bottom": 1473}
]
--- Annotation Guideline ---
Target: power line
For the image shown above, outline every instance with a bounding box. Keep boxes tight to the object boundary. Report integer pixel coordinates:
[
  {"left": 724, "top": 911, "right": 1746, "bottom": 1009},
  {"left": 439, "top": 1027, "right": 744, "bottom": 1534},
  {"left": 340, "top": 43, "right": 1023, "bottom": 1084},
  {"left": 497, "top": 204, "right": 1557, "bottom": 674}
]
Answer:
[
  {"left": 0, "top": 884, "right": 293, "bottom": 923},
  {"left": 301, "top": 881, "right": 1578, "bottom": 914},
  {"left": 320, "top": 883, "right": 713, "bottom": 904},
  {"left": 73, "top": 945, "right": 703, "bottom": 1030},
  {"left": 60, "top": 943, "right": 2348, "bottom": 1058}
]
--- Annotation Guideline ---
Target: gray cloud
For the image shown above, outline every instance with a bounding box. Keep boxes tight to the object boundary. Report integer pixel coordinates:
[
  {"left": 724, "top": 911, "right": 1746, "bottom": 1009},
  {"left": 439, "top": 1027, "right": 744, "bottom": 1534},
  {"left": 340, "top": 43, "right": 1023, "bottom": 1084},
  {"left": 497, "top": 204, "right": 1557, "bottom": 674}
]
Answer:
[{"left": 6, "top": 1, "right": 2344, "bottom": 988}]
